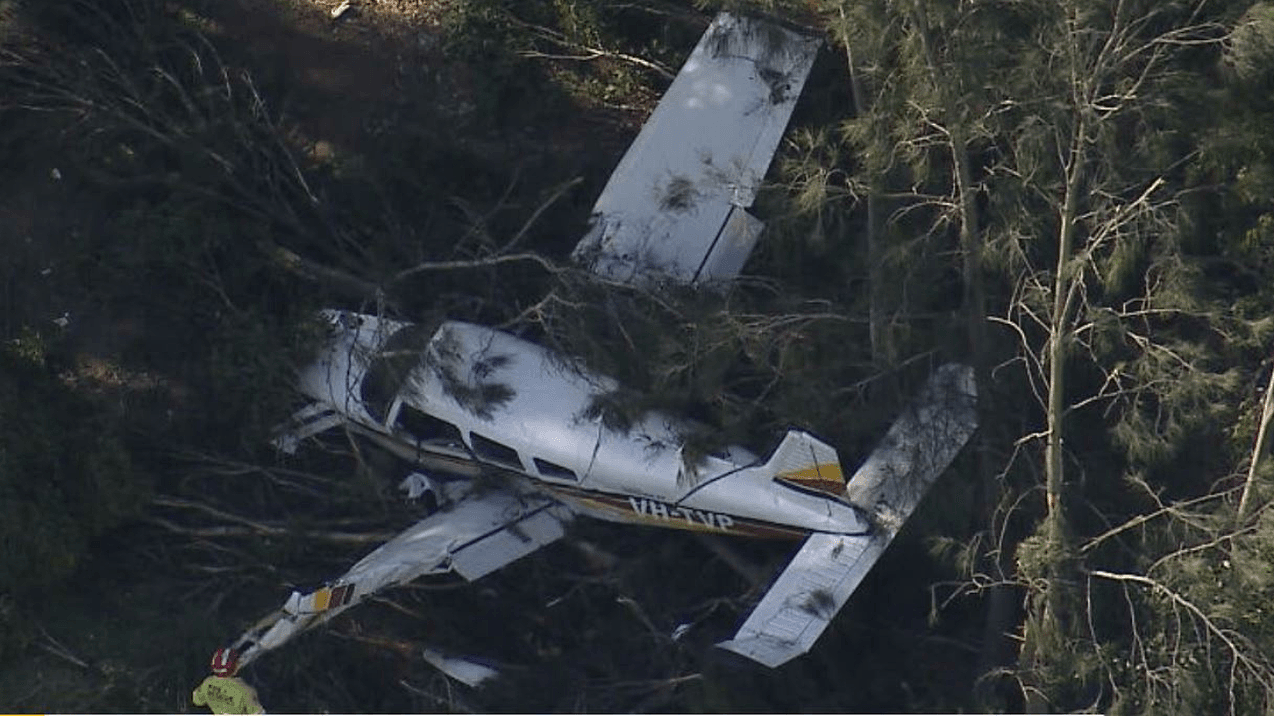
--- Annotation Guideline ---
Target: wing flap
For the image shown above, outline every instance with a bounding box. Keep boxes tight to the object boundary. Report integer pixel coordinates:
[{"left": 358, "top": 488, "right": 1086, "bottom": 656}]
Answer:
[
  {"left": 452, "top": 503, "right": 568, "bottom": 580},
  {"left": 697, "top": 205, "right": 766, "bottom": 283}
]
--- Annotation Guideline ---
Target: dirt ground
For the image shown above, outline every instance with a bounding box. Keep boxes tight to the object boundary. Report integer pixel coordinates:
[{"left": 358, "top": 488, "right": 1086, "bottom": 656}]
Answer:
[
  {"left": 1, "top": 0, "right": 655, "bottom": 407},
  {"left": 188, "top": 0, "right": 454, "bottom": 153},
  {"left": 184, "top": 0, "right": 650, "bottom": 174}
]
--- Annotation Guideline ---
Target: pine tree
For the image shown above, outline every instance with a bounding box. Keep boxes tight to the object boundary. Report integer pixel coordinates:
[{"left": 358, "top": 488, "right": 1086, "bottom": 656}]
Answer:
[
  {"left": 807, "top": 0, "right": 1274, "bottom": 710},
  {"left": 975, "top": 1, "right": 1273, "bottom": 710}
]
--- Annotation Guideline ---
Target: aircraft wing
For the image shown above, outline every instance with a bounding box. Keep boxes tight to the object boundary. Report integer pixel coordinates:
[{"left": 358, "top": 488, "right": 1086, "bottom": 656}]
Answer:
[
  {"left": 718, "top": 364, "right": 977, "bottom": 667},
  {"left": 232, "top": 480, "right": 572, "bottom": 672},
  {"left": 571, "top": 13, "right": 821, "bottom": 288}
]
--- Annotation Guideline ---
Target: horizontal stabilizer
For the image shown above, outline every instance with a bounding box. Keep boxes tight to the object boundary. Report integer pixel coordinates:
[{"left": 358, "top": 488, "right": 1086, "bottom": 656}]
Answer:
[
  {"left": 843, "top": 363, "right": 977, "bottom": 535},
  {"left": 718, "top": 531, "right": 883, "bottom": 667},
  {"left": 718, "top": 364, "right": 977, "bottom": 666}
]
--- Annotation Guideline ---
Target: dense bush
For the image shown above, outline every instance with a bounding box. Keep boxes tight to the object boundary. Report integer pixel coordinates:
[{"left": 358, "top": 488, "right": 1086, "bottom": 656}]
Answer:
[{"left": 0, "top": 347, "right": 144, "bottom": 591}]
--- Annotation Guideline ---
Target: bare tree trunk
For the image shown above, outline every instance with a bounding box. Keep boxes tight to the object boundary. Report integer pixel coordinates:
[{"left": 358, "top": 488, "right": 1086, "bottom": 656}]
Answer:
[
  {"left": 1021, "top": 116, "right": 1087, "bottom": 716},
  {"left": 949, "top": 122, "right": 986, "bottom": 363},
  {"left": 905, "top": 0, "right": 989, "bottom": 361},
  {"left": 1045, "top": 117, "right": 1084, "bottom": 557},
  {"left": 1237, "top": 359, "right": 1274, "bottom": 522},
  {"left": 974, "top": 581, "right": 1019, "bottom": 707},
  {"left": 866, "top": 180, "right": 885, "bottom": 363}
]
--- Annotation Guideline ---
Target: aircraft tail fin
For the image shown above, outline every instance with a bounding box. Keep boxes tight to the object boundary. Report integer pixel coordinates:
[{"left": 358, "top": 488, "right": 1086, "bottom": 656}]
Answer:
[{"left": 764, "top": 430, "right": 845, "bottom": 497}]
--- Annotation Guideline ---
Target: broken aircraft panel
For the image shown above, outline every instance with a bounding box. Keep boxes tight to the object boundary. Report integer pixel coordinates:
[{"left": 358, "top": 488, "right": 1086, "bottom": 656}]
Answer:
[
  {"left": 571, "top": 13, "right": 821, "bottom": 288},
  {"left": 233, "top": 478, "right": 571, "bottom": 669}
]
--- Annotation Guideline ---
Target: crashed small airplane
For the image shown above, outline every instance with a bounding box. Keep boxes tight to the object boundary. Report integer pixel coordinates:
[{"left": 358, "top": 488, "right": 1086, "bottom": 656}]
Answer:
[{"left": 224, "top": 12, "right": 977, "bottom": 681}]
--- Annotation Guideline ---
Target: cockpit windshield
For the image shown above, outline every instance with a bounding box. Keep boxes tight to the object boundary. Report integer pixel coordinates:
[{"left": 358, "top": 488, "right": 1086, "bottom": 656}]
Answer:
[{"left": 360, "top": 324, "right": 434, "bottom": 423}]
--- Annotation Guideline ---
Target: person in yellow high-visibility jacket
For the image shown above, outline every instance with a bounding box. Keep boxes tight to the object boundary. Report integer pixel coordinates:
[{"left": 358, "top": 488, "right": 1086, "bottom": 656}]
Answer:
[{"left": 192, "top": 648, "right": 264, "bottom": 714}]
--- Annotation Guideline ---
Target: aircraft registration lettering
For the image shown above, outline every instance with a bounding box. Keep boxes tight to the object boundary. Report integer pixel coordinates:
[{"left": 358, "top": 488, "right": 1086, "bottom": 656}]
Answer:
[{"left": 627, "top": 497, "right": 734, "bottom": 531}]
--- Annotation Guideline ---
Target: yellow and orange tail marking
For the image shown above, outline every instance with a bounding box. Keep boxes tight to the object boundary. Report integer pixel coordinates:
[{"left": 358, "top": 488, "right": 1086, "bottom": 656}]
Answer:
[{"left": 778, "top": 462, "right": 845, "bottom": 496}]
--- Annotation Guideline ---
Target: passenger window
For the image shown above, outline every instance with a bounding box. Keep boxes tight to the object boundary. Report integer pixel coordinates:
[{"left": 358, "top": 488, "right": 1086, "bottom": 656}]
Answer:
[
  {"left": 395, "top": 405, "right": 465, "bottom": 448},
  {"left": 533, "top": 458, "right": 578, "bottom": 482},
  {"left": 470, "top": 432, "right": 523, "bottom": 470}
]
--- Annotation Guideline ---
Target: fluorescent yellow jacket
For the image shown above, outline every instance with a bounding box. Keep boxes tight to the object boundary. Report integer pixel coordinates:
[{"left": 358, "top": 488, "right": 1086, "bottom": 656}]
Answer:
[{"left": 192, "top": 675, "right": 264, "bottom": 714}]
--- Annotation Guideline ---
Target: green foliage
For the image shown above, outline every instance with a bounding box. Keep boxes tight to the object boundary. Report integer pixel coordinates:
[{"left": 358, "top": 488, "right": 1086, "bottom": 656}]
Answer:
[
  {"left": 203, "top": 308, "right": 329, "bottom": 449},
  {"left": 580, "top": 385, "right": 650, "bottom": 434},
  {"left": 440, "top": 0, "right": 671, "bottom": 123},
  {"left": 1083, "top": 496, "right": 1274, "bottom": 715},
  {"left": 438, "top": 0, "right": 539, "bottom": 122},
  {"left": 5, "top": 325, "right": 48, "bottom": 365},
  {"left": 0, "top": 348, "right": 147, "bottom": 594},
  {"left": 1225, "top": 2, "right": 1274, "bottom": 85},
  {"left": 824, "top": 0, "right": 1274, "bottom": 711},
  {"left": 63, "top": 192, "right": 328, "bottom": 449},
  {"left": 695, "top": 0, "right": 815, "bottom": 17}
]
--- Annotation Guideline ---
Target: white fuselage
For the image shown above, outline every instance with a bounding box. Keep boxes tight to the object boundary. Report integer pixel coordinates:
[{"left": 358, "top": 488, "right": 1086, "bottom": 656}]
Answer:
[{"left": 293, "top": 311, "right": 867, "bottom": 539}]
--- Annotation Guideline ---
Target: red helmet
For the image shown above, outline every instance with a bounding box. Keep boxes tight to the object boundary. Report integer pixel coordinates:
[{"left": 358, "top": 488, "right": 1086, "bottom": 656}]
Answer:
[{"left": 210, "top": 647, "right": 238, "bottom": 676}]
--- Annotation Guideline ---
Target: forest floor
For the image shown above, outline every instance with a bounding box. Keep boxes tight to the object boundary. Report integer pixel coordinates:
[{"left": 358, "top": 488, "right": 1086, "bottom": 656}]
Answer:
[{"left": 2, "top": 0, "right": 645, "bottom": 400}]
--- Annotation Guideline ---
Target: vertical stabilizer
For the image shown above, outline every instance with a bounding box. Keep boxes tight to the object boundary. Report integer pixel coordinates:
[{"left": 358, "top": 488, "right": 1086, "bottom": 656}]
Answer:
[{"left": 766, "top": 430, "right": 845, "bottom": 496}]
